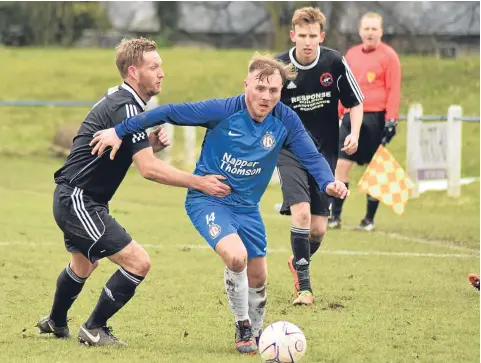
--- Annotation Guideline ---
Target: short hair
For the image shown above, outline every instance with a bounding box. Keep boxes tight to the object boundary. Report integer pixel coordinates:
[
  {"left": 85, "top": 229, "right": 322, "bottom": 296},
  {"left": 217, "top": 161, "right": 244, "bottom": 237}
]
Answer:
[
  {"left": 291, "top": 7, "right": 326, "bottom": 32},
  {"left": 360, "top": 12, "right": 383, "bottom": 28},
  {"left": 115, "top": 37, "right": 158, "bottom": 79},
  {"left": 248, "top": 54, "right": 296, "bottom": 84}
]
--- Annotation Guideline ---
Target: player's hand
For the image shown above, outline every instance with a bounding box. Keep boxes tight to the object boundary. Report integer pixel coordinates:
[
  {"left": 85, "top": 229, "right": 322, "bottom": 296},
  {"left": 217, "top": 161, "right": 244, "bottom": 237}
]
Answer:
[
  {"left": 325, "top": 180, "right": 349, "bottom": 199},
  {"left": 381, "top": 119, "right": 397, "bottom": 145},
  {"left": 149, "top": 127, "right": 171, "bottom": 153},
  {"left": 90, "top": 128, "right": 123, "bottom": 160},
  {"left": 195, "top": 175, "right": 231, "bottom": 198},
  {"left": 341, "top": 133, "right": 359, "bottom": 155}
]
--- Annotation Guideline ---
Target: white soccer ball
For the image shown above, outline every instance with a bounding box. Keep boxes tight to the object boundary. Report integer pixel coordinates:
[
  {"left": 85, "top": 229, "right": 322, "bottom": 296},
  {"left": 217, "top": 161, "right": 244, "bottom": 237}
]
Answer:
[{"left": 258, "top": 321, "right": 307, "bottom": 363}]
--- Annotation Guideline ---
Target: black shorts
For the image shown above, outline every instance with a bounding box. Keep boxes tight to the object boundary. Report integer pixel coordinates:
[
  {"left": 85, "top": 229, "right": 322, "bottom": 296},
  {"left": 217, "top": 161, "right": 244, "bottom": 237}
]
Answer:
[
  {"left": 277, "top": 151, "right": 332, "bottom": 217},
  {"left": 339, "top": 111, "right": 385, "bottom": 165},
  {"left": 53, "top": 183, "right": 132, "bottom": 263}
]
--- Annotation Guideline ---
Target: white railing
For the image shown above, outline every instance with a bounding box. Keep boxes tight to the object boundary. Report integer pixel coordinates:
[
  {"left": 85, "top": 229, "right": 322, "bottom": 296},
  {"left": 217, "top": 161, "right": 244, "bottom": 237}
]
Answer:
[
  {"left": 146, "top": 96, "right": 197, "bottom": 169},
  {"left": 406, "top": 104, "right": 466, "bottom": 198}
]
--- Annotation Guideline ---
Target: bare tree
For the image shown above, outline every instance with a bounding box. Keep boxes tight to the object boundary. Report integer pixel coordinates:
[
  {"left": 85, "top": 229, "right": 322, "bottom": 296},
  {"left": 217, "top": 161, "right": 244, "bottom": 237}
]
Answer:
[
  {"left": 265, "top": 2, "right": 289, "bottom": 51},
  {"left": 155, "top": 2, "right": 179, "bottom": 33},
  {"left": 466, "top": 2, "right": 480, "bottom": 33},
  {"left": 323, "top": 1, "right": 345, "bottom": 51}
]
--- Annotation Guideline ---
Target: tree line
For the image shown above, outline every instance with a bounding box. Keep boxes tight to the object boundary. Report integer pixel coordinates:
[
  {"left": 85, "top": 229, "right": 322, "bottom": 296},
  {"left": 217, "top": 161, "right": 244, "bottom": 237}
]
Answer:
[{"left": 0, "top": 2, "right": 109, "bottom": 46}]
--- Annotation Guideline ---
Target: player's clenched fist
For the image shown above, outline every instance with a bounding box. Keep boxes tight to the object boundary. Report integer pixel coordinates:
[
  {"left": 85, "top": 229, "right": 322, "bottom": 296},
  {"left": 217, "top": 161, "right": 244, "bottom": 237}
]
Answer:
[
  {"left": 325, "top": 180, "right": 349, "bottom": 199},
  {"left": 149, "top": 127, "right": 171, "bottom": 152}
]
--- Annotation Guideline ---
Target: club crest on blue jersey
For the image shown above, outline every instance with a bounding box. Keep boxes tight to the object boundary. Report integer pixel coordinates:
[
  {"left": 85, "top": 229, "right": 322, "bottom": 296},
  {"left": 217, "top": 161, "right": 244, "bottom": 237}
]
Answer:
[
  {"left": 261, "top": 132, "right": 276, "bottom": 150},
  {"left": 208, "top": 223, "right": 222, "bottom": 239}
]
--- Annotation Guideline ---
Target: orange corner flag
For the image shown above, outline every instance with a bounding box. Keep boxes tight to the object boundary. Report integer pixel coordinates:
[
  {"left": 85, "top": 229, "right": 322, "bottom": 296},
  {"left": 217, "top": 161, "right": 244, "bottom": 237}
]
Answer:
[{"left": 357, "top": 145, "right": 414, "bottom": 215}]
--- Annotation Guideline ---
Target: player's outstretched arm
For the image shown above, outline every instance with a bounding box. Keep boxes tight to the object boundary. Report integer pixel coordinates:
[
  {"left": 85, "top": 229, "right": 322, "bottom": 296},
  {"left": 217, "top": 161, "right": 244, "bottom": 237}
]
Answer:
[
  {"left": 115, "top": 98, "right": 238, "bottom": 138},
  {"left": 282, "top": 113, "right": 334, "bottom": 190},
  {"left": 291, "top": 134, "right": 349, "bottom": 199},
  {"left": 282, "top": 108, "right": 349, "bottom": 199},
  {"left": 90, "top": 97, "right": 239, "bottom": 159},
  {"left": 132, "top": 148, "right": 231, "bottom": 198},
  {"left": 89, "top": 125, "right": 171, "bottom": 160}
]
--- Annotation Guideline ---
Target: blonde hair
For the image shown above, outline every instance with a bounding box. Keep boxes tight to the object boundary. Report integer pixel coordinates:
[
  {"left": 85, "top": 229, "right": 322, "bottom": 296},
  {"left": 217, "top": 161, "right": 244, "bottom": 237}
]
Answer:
[
  {"left": 248, "top": 54, "right": 296, "bottom": 84},
  {"left": 360, "top": 12, "right": 383, "bottom": 28},
  {"left": 291, "top": 7, "right": 326, "bottom": 32},
  {"left": 115, "top": 37, "right": 158, "bottom": 79}
]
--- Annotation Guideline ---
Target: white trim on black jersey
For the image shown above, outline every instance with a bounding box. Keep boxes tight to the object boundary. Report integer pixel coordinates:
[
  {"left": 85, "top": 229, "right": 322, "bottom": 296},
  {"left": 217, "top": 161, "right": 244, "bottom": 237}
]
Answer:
[
  {"left": 121, "top": 83, "right": 147, "bottom": 110},
  {"left": 69, "top": 154, "right": 103, "bottom": 185},
  {"left": 125, "top": 104, "right": 139, "bottom": 118},
  {"left": 341, "top": 57, "right": 364, "bottom": 103},
  {"left": 288, "top": 46, "right": 320, "bottom": 70}
]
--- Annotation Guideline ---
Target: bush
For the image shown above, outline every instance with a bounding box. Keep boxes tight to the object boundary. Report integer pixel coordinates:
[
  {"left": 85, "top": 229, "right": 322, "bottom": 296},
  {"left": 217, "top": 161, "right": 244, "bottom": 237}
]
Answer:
[{"left": 0, "top": 2, "right": 111, "bottom": 46}]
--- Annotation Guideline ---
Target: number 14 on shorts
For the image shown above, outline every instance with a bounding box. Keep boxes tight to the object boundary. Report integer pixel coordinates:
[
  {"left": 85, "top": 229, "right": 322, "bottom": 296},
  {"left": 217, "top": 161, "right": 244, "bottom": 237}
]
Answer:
[
  {"left": 206, "top": 212, "right": 222, "bottom": 239},
  {"left": 206, "top": 212, "right": 216, "bottom": 224}
]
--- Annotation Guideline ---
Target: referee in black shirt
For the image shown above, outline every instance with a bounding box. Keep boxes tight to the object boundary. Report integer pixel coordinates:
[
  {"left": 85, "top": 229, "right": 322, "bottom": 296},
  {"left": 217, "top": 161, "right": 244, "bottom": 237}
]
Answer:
[{"left": 36, "top": 38, "right": 230, "bottom": 346}]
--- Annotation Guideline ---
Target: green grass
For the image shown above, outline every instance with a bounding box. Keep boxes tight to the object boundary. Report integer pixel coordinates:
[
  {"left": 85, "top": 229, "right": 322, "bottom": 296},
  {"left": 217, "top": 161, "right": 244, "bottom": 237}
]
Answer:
[
  {"left": 0, "top": 48, "right": 479, "bottom": 175},
  {"left": 0, "top": 48, "right": 479, "bottom": 362},
  {"left": 0, "top": 155, "right": 479, "bottom": 363}
]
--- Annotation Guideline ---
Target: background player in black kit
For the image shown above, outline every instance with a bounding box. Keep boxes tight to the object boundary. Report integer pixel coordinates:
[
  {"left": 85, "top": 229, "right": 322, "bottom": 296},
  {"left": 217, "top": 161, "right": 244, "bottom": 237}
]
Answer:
[
  {"left": 276, "top": 7, "right": 364, "bottom": 305},
  {"left": 36, "top": 38, "right": 230, "bottom": 346}
]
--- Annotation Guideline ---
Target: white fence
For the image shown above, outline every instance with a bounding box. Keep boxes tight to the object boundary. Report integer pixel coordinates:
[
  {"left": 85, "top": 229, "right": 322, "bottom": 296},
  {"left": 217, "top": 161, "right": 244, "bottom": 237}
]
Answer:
[
  {"left": 406, "top": 104, "right": 480, "bottom": 198},
  {"left": 146, "top": 97, "right": 197, "bottom": 169}
]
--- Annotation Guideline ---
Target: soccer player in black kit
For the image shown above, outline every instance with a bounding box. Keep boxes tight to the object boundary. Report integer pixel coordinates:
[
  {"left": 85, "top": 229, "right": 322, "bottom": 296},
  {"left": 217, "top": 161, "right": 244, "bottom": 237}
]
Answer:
[
  {"left": 36, "top": 38, "right": 230, "bottom": 346},
  {"left": 276, "top": 7, "right": 364, "bottom": 305}
]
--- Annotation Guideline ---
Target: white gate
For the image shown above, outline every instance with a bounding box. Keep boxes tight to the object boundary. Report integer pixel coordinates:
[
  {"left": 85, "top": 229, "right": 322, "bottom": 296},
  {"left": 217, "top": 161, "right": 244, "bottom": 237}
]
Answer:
[{"left": 406, "top": 104, "right": 462, "bottom": 198}]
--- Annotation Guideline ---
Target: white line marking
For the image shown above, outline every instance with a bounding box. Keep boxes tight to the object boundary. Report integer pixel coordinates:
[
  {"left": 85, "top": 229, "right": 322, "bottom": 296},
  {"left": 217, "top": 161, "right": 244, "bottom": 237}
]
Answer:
[
  {"left": 319, "top": 250, "right": 478, "bottom": 259},
  {"left": 343, "top": 224, "right": 479, "bottom": 253},
  {"left": 262, "top": 213, "right": 479, "bottom": 253},
  {"left": 1, "top": 241, "right": 477, "bottom": 259},
  {"left": 1, "top": 186, "right": 478, "bottom": 254},
  {"left": 0, "top": 241, "right": 56, "bottom": 246}
]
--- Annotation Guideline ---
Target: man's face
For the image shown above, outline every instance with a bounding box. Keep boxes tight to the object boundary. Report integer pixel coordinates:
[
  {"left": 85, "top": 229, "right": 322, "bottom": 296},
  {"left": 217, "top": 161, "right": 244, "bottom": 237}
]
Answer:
[
  {"left": 244, "top": 71, "right": 283, "bottom": 122},
  {"left": 290, "top": 23, "right": 325, "bottom": 62},
  {"left": 359, "top": 17, "right": 383, "bottom": 50},
  {"left": 132, "top": 51, "right": 164, "bottom": 97}
]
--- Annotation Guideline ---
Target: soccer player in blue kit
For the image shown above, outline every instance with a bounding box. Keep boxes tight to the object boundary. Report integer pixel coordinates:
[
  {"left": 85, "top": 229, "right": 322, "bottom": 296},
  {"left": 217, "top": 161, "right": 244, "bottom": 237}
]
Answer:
[{"left": 90, "top": 54, "right": 349, "bottom": 355}]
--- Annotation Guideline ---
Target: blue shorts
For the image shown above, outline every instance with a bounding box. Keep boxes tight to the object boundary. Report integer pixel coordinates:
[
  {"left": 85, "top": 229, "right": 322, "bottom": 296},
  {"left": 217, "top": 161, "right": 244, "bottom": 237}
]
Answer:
[{"left": 185, "top": 201, "right": 267, "bottom": 259}]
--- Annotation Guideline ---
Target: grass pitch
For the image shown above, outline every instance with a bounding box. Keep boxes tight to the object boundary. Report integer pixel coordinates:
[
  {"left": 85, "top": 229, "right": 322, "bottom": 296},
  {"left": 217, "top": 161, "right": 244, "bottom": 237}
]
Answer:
[{"left": 0, "top": 48, "right": 479, "bottom": 362}]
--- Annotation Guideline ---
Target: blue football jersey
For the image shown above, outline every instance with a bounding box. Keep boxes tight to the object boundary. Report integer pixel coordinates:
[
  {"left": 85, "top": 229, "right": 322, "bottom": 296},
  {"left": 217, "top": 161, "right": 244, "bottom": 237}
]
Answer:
[{"left": 115, "top": 94, "right": 335, "bottom": 207}]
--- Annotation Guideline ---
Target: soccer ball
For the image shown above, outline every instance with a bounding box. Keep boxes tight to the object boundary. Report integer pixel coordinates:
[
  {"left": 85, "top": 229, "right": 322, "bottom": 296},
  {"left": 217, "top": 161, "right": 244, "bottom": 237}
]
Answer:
[{"left": 258, "top": 321, "right": 307, "bottom": 363}]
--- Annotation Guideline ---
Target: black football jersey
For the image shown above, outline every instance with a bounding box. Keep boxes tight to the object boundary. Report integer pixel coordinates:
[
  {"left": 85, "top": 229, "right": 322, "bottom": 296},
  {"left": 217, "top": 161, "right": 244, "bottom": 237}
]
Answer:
[
  {"left": 54, "top": 83, "right": 151, "bottom": 202},
  {"left": 277, "top": 46, "right": 364, "bottom": 161}
]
